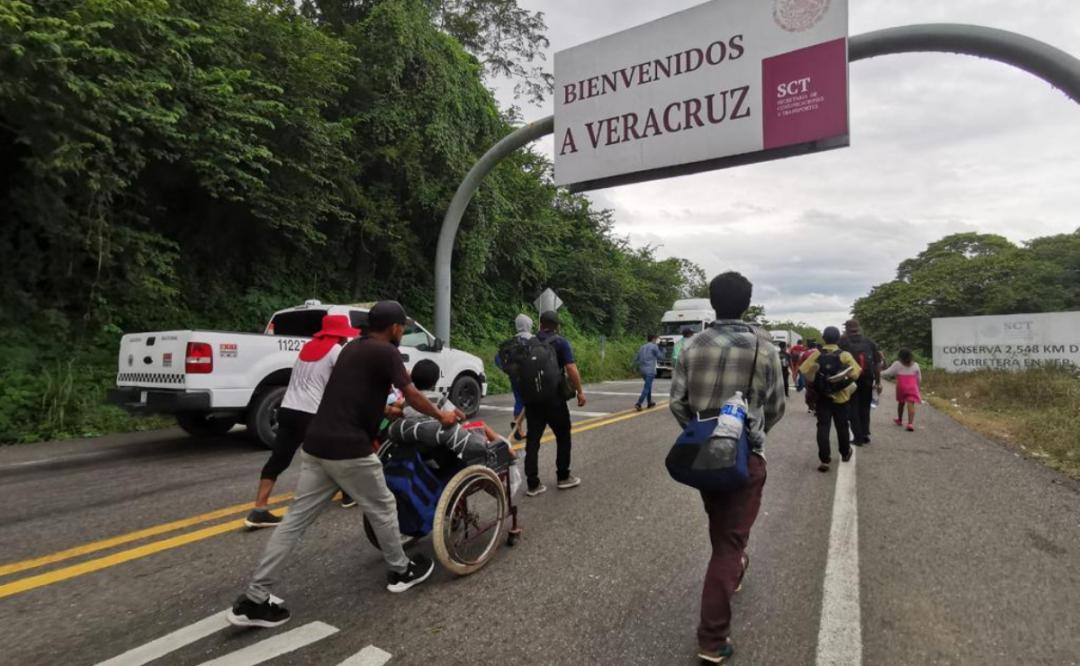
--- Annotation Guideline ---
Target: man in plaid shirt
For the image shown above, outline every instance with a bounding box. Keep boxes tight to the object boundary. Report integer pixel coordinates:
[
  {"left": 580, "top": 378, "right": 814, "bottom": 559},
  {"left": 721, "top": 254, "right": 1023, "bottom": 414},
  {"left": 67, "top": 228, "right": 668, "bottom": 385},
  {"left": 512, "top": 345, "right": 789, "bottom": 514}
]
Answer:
[{"left": 669, "top": 272, "right": 786, "bottom": 664}]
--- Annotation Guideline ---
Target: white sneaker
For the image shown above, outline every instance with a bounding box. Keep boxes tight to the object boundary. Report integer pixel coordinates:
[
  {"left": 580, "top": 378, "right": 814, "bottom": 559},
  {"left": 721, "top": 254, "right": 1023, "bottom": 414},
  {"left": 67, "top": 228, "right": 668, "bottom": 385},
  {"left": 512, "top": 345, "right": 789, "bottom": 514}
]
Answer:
[
  {"left": 557, "top": 476, "right": 581, "bottom": 490},
  {"left": 525, "top": 484, "right": 547, "bottom": 497}
]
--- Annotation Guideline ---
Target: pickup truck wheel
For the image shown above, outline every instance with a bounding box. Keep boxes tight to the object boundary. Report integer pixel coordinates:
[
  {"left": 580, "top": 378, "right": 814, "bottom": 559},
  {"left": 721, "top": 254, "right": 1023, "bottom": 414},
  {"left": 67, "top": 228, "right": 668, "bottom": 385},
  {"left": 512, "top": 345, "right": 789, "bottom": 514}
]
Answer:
[
  {"left": 176, "top": 413, "right": 238, "bottom": 437},
  {"left": 247, "top": 386, "right": 287, "bottom": 449},
  {"left": 450, "top": 375, "right": 482, "bottom": 418}
]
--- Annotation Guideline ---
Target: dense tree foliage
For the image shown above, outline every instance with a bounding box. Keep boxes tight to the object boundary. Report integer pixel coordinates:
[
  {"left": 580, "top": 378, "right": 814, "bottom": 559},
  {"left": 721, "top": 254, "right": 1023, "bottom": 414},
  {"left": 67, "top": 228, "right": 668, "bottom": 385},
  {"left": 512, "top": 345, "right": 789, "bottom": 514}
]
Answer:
[
  {"left": 853, "top": 231, "right": 1080, "bottom": 357},
  {"left": 0, "top": 0, "right": 697, "bottom": 442}
]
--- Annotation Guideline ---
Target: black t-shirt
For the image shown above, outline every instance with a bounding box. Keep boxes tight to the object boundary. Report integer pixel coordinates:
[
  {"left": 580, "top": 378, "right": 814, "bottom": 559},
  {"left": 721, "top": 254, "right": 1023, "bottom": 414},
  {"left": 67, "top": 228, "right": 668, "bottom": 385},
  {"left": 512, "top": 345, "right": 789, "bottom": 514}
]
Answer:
[{"left": 303, "top": 337, "right": 412, "bottom": 460}]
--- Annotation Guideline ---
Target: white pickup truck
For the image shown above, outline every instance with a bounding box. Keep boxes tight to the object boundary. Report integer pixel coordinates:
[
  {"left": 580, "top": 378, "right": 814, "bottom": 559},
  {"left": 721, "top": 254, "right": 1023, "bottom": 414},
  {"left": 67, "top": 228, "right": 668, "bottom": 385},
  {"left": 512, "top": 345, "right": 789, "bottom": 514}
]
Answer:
[{"left": 108, "top": 301, "right": 487, "bottom": 448}]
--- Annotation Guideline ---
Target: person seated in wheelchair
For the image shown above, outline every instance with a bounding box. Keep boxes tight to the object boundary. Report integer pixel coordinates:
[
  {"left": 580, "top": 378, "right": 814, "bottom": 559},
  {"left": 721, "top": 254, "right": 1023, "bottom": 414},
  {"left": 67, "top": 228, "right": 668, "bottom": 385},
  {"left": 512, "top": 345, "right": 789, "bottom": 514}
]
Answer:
[{"left": 388, "top": 358, "right": 518, "bottom": 468}]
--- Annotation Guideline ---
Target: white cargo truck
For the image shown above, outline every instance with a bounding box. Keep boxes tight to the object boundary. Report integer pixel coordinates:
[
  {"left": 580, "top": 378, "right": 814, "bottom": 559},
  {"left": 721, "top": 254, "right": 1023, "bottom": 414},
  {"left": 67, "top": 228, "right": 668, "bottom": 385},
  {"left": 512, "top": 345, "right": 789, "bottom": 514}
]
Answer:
[
  {"left": 769, "top": 329, "right": 800, "bottom": 348},
  {"left": 656, "top": 298, "right": 715, "bottom": 376},
  {"left": 108, "top": 301, "right": 487, "bottom": 448}
]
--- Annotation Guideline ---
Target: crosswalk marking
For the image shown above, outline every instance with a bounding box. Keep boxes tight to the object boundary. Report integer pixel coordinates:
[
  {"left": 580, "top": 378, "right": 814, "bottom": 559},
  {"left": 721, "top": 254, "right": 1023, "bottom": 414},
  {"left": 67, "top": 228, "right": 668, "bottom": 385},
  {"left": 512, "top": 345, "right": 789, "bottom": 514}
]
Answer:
[
  {"left": 199, "top": 621, "right": 339, "bottom": 666},
  {"left": 337, "top": 645, "right": 393, "bottom": 666},
  {"left": 97, "top": 610, "right": 231, "bottom": 666}
]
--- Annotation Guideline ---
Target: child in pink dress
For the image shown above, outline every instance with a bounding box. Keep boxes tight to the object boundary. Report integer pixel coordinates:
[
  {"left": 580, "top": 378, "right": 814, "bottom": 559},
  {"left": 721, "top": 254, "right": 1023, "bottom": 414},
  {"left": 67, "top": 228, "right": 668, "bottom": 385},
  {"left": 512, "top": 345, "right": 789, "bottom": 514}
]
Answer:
[{"left": 881, "top": 349, "right": 922, "bottom": 431}]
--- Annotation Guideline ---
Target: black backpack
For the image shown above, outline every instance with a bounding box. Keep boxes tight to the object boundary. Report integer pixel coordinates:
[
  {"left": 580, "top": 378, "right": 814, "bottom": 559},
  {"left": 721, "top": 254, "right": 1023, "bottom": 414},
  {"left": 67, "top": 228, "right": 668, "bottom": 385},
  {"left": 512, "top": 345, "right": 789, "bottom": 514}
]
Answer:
[
  {"left": 842, "top": 336, "right": 876, "bottom": 384},
  {"left": 498, "top": 336, "right": 560, "bottom": 404},
  {"left": 814, "top": 349, "right": 855, "bottom": 396}
]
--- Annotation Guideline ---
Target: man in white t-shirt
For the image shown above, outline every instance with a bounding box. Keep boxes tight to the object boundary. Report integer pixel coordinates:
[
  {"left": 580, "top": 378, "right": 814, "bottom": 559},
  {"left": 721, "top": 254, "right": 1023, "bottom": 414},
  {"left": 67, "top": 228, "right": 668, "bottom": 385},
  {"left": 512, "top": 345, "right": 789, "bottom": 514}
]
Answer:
[{"left": 244, "top": 314, "right": 359, "bottom": 528}]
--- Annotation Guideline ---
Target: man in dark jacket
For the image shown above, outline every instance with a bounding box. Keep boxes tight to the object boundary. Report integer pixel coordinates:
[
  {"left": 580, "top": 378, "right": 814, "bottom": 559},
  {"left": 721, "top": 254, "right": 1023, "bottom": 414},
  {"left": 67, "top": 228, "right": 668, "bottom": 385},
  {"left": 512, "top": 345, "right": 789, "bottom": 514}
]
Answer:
[{"left": 840, "top": 319, "right": 882, "bottom": 446}]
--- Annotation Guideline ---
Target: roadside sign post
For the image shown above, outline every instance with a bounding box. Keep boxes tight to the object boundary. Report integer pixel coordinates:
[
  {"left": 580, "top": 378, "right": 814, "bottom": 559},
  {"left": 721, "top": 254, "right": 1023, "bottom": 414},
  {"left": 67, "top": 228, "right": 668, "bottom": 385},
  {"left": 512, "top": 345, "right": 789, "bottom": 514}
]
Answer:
[{"left": 534, "top": 288, "right": 564, "bottom": 315}]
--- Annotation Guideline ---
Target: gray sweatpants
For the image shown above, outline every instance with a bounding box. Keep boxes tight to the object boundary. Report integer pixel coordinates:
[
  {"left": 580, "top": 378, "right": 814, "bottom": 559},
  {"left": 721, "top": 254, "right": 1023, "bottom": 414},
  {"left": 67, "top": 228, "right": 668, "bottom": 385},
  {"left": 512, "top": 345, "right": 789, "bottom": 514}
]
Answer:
[{"left": 245, "top": 451, "right": 409, "bottom": 603}]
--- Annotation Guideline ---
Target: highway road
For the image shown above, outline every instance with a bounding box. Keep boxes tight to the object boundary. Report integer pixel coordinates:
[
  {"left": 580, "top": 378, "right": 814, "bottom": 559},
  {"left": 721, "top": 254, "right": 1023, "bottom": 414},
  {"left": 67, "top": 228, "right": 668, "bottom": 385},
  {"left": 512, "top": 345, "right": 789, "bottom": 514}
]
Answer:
[{"left": 1, "top": 378, "right": 1078, "bottom": 665}]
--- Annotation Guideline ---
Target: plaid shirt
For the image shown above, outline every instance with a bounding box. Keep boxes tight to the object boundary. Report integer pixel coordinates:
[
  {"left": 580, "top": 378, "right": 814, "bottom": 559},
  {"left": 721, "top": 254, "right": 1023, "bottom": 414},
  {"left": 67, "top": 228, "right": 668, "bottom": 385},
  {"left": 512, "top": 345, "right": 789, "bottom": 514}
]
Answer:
[{"left": 670, "top": 320, "right": 787, "bottom": 454}]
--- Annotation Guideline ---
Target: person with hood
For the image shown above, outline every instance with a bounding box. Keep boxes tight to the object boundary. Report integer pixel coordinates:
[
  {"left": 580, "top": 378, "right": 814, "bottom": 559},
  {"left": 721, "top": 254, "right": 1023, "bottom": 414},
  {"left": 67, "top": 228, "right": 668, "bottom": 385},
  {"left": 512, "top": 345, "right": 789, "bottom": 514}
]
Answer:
[
  {"left": 495, "top": 314, "right": 533, "bottom": 441},
  {"left": 244, "top": 314, "right": 359, "bottom": 529}
]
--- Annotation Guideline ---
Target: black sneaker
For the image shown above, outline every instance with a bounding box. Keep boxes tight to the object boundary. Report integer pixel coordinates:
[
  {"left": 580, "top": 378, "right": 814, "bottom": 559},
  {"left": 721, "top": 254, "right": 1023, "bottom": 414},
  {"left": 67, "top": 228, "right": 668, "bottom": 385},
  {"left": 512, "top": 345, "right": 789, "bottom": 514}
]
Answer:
[
  {"left": 386, "top": 555, "right": 435, "bottom": 593},
  {"left": 227, "top": 595, "right": 290, "bottom": 628},
  {"left": 817, "top": 463, "right": 830, "bottom": 473},
  {"left": 341, "top": 494, "right": 357, "bottom": 509},
  {"left": 244, "top": 509, "right": 282, "bottom": 529},
  {"left": 647, "top": 402, "right": 657, "bottom": 409},
  {"left": 841, "top": 450, "right": 853, "bottom": 463}
]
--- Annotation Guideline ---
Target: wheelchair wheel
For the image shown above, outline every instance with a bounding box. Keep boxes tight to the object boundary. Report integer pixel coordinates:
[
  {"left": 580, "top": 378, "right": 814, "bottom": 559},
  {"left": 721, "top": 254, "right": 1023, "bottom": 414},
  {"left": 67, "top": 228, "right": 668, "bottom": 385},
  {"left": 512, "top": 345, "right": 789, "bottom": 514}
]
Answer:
[{"left": 433, "top": 465, "right": 507, "bottom": 576}]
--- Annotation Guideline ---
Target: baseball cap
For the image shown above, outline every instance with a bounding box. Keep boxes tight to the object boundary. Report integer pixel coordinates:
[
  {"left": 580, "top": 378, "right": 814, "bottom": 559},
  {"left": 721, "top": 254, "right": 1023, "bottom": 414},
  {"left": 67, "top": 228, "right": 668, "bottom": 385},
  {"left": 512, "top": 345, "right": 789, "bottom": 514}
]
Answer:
[{"left": 368, "top": 300, "right": 413, "bottom": 331}]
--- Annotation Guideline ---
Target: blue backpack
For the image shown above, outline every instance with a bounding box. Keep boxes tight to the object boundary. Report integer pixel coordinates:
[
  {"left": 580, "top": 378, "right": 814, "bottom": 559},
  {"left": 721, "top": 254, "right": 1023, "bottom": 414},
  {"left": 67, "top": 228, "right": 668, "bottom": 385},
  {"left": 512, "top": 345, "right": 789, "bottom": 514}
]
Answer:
[
  {"left": 665, "top": 334, "right": 759, "bottom": 493},
  {"left": 382, "top": 451, "right": 443, "bottom": 537}
]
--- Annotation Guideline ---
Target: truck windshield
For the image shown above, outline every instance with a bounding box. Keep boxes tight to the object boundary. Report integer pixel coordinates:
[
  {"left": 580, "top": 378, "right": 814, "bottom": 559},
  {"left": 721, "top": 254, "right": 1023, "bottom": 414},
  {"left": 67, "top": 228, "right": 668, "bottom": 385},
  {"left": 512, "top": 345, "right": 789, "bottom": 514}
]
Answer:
[
  {"left": 269, "top": 310, "right": 327, "bottom": 337},
  {"left": 661, "top": 321, "right": 704, "bottom": 336}
]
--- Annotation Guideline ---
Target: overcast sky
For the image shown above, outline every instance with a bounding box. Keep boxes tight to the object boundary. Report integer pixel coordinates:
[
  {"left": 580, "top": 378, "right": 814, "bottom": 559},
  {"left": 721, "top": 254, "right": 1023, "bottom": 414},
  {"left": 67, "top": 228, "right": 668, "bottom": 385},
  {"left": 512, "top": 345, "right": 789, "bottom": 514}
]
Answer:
[{"left": 491, "top": 0, "right": 1080, "bottom": 330}]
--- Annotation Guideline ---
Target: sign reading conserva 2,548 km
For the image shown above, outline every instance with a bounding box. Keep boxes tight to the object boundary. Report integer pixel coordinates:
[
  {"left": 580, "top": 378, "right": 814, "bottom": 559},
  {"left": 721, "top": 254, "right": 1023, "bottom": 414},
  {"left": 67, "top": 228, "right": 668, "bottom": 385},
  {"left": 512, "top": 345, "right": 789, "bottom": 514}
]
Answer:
[
  {"left": 554, "top": 0, "right": 849, "bottom": 191},
  {"left": 933, "top": 311, "right": 1080, "bottom": 372}
]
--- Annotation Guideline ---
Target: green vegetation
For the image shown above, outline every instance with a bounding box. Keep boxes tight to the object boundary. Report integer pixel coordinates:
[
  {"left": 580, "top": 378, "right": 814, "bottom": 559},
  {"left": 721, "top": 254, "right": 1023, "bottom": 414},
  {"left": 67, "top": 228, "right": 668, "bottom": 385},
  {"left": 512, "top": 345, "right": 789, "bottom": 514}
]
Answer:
[
  {"left": 923, "top": 367, "right": 1080, "bottom": 479},
  {"left": 0, "top": 0, "right": 699, "bottom": 443},
  {"left": 853, "top": 231, "right": 1080, "bottom": 357}
]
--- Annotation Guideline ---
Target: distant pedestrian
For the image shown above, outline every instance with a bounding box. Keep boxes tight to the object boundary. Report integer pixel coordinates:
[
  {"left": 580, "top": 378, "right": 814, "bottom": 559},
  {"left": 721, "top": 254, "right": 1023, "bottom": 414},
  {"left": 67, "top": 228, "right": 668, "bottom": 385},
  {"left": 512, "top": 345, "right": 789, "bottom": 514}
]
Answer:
[
  {"left": 522, "top": 310, "right": 586, "bottom": 496},
  {"left": 495, "top": 314, "right": 533, "bottom": 441},
  {"left": 227, "top": 301, "right": 463, "bottom": 629},
  {"left": 244, "top": 314, "right": 359, "bottom": 529},
  {"left": 777, "top": 342, "right": 791, "bottom": 397},
  {"left": 800, "top": 327, "right": 862, "bottom": 472},
  {"left": 881, "top": 349, "right": 922, "bottom": 432},
  {"left": 672, "top": 327, "right": 694, "bottom": 366},
  {"left": 840, "top": 319, "right": 882, "bottom": 446},
  {"left": 634, "top": 333, "right": 664, "bottom": 410},
  {"left": 798, "top": 341, "right": 820, "bottom": 412},
  {"left": 789, "top": 338, "right": 806, "bottom": 391},
  {"left": 669, "top": 272, "right": 786, "bottom": 664}
]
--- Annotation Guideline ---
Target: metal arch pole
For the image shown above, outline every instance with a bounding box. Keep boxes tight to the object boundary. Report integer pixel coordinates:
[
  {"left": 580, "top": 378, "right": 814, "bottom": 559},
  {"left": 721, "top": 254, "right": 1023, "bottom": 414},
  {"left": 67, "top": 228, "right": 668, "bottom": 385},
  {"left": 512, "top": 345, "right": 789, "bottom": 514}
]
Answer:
[
  {"left": 434, "top": 24, "right": 1080, "bottom": 343},
  {"left": 434, "top": 116, "right": 554, "bottom": 343},
  {"left": 849, "top": 23, "right": 1080, "bottom": 102}
]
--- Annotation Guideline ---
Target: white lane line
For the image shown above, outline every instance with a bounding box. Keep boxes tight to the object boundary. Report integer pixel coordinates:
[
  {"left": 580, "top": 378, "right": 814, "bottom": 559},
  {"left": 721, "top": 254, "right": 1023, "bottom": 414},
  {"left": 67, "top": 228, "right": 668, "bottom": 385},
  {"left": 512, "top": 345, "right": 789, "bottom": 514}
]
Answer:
[
  {"left": 98, "top": 610, "right": 231, "bottom": 666},
  {"left": 481, "top": 405, "right": 611, "bottom": 418},
  {"left": 199, "top": 622, "right": 338, "bottom": 666},
  {"left": 337, "top": 645, "right": 393, "bottom": 666},
  {"left": 816, "top": 455, "right": 862, "bottom": 666}
]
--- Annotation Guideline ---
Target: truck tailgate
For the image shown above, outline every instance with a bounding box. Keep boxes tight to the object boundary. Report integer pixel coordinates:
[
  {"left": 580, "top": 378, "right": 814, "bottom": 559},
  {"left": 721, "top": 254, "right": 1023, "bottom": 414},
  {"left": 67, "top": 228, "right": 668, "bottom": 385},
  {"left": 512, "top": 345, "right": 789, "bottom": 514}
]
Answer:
[{"left": 117, "top": 331, "right": 191, "bottom": 388}]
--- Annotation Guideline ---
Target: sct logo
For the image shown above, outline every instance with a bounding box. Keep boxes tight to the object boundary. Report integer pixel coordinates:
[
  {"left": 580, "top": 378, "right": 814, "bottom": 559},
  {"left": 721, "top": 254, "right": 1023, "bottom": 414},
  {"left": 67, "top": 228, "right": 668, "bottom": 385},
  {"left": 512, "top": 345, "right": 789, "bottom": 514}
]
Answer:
[
  {"left": 778, "top": 77, "right": 812, "bottom": 97},
  {"left": 1005, "top": 321, "right": 1034, "bottom": 331}
]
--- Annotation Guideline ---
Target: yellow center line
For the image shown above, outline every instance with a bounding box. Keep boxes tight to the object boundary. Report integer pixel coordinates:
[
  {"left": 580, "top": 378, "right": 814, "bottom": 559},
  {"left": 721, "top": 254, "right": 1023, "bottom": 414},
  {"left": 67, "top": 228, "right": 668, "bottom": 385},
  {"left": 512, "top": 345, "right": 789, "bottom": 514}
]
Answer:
[
  {"left": 0, "top": 493, "right": 294, "bottom": 578},
  {"left": 0, "top": 511, "right": 287, "bottom": 600},
  {"left": 0, "top": 402, "right": 669, "bottom": 600}
]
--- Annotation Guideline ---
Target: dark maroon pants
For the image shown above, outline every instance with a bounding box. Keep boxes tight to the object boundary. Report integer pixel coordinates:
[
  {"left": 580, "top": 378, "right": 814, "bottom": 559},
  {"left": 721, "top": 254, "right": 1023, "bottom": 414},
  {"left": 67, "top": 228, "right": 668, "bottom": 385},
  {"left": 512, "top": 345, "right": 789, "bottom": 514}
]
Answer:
[{"left": 698, "top": 454, "right": 767, "bottom": 651}]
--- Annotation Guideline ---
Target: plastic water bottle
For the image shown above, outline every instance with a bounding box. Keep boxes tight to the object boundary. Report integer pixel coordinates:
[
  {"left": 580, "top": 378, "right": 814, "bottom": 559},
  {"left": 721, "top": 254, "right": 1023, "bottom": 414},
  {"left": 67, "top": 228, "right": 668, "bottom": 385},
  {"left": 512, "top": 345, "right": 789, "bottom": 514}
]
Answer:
[{"left": 713, "top": 391, "right": 748, "bottom": 440}]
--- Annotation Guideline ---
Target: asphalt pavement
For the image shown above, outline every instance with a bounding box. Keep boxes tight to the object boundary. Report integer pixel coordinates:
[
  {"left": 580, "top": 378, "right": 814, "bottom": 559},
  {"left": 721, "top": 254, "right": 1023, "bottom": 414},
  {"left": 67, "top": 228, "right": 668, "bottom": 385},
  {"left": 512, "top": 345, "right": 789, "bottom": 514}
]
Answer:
[{"left": 1, "top": 378, "right": 1078, "bottom": 665}]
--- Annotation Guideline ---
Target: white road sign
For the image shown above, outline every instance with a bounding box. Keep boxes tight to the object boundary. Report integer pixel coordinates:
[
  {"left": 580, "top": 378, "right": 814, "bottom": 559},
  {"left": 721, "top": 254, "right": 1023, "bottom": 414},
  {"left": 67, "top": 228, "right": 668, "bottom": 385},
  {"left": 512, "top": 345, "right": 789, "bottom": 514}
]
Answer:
[
  {"left": 932, "top": 311, "right": 1080, "bottom": 372},
  {"left": 554, "top": 0, "right": 849, "bottom": 191},
  {"left": 534, "top": 288, "right": 564, "bottom": 314}
]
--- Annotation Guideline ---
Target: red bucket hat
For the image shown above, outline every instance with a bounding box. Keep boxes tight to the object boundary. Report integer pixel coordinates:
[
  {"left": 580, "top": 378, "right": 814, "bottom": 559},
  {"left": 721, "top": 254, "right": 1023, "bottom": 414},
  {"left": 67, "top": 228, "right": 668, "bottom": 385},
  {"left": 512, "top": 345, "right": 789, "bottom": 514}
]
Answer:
[
  {"left": 300, "top": 314, "right": 360, "bottom": 362},
  {"left": 314, "top": 314, "right": 360, "bottom": 339}
]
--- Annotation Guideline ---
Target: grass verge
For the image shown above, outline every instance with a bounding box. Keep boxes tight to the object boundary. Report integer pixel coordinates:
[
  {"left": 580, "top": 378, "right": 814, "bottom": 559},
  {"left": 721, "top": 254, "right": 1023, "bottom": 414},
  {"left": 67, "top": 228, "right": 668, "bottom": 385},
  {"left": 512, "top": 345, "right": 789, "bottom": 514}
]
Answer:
[{"left": 922, "top": 367, "right": 1080, "bottom": 479}]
